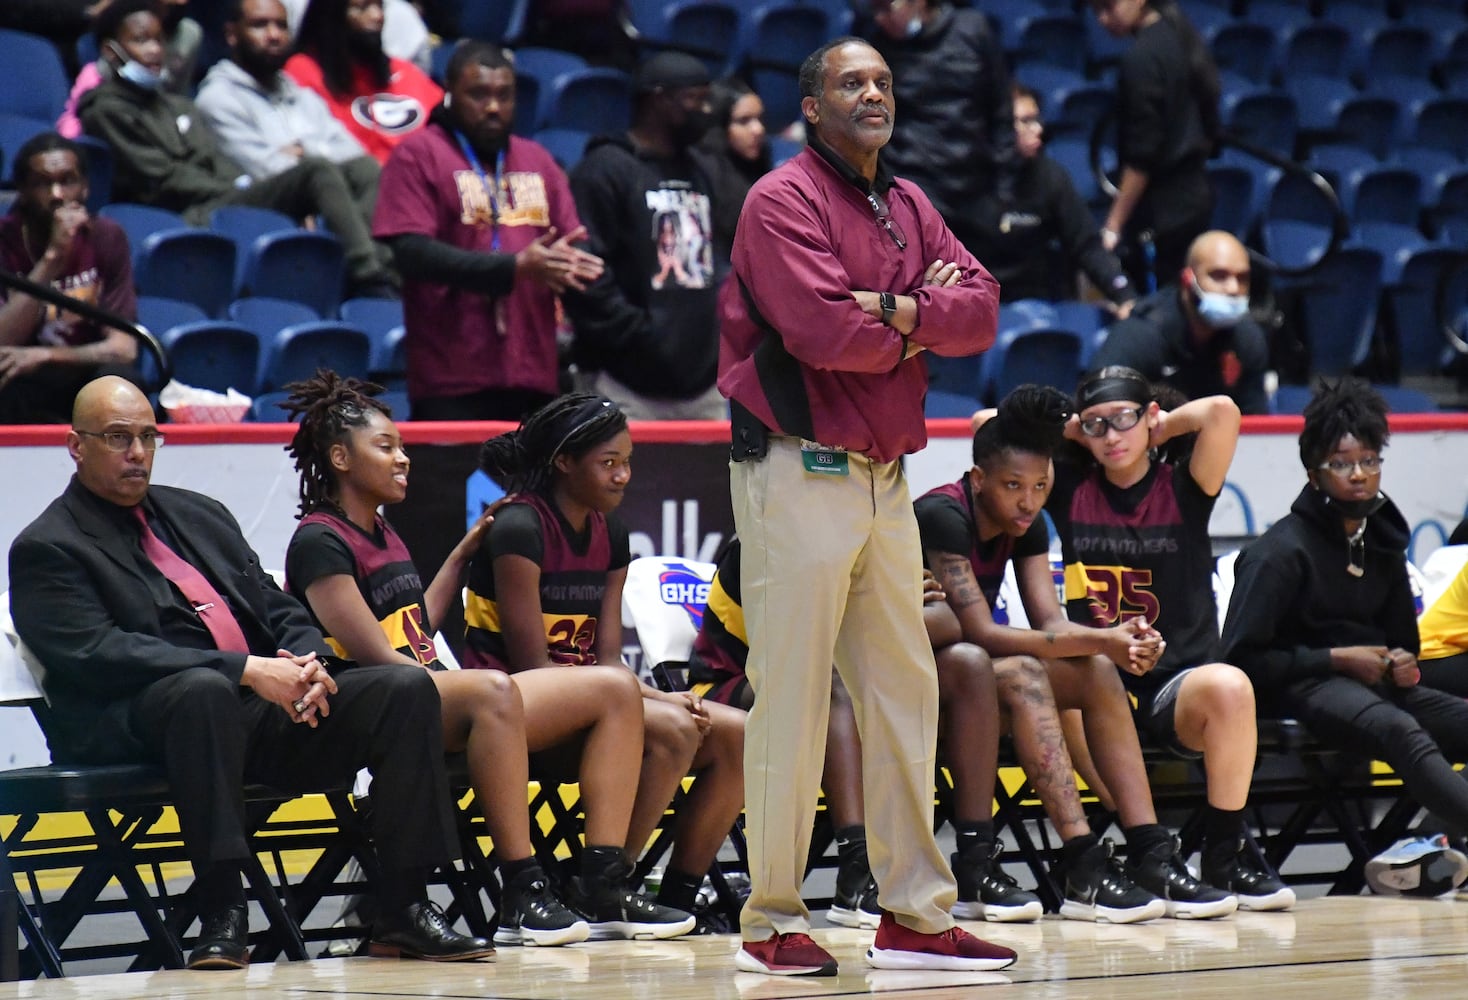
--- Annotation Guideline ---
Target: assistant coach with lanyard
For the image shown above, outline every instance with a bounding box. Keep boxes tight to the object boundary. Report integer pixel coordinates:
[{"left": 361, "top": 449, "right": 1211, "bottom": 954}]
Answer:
[{"left": 719, "top": 37, "right": 1013, "bottom": 977}]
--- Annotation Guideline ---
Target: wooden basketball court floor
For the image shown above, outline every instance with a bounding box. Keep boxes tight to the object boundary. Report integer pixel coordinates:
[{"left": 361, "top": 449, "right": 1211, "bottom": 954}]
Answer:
[{"left": 4, "top": 896, "right": 1466, "bottom": 1000}]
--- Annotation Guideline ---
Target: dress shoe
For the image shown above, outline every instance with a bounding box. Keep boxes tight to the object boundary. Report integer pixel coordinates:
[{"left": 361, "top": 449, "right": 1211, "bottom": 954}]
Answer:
[
  {"left": 369, "top": 900, "right": 496, "bottom": 961},
  {"left": 187, "top": 903, "right": 249, "bottom": 970}
]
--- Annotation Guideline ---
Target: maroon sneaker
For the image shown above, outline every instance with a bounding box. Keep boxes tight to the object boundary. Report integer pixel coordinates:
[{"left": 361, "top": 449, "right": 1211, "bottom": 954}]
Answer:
[
  {"left": 865, "top": 912, "right": 1017, "bottom": 972},
  {"left": 735, "top": 932, "right": 838, "bottom": 976}
]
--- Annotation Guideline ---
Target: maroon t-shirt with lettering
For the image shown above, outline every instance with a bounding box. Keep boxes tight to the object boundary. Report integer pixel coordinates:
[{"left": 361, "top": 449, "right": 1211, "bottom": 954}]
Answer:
[
  {"left": 374, "top": 127, "right": 582, "bottom": 401},
  {"left": 0, "top": 210, "right": 135, "bottom": 346}
]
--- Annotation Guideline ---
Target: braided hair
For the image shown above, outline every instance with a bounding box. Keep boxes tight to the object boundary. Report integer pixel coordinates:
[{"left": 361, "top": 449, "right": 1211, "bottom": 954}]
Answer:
[
  {"left": 478, "top": 393, "right": 627, "bottom": 495},
  {"left": 1299, "top": 377, "right": 1390, "bottom": 471},
  {"left": 282, "top": 369, "right": 392, "bottom": 517},
  {"left": 973, "top": 384, "right": 1072, "bottom": 470}
]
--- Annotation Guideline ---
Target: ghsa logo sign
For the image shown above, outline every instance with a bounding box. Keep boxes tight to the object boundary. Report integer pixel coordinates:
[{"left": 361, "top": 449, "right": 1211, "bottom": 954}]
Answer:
[{"left": 658, "top": 564, "right": 712, "bottom": 630}]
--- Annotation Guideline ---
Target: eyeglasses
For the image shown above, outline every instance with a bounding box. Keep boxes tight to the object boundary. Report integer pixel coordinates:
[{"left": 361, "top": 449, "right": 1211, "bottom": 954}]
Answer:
[
  {"left": 75, "top": 429, "right": 165, "bottom": 452},
  {"left": 1318, "top": 455, "right": 1383, "bottom": 476},
  {"left": 1079, "top": 406, "right": 1144, "bottom": 438},
  {"left": 866, "top": 190, "right": 907, "bottom": 250},
  {"left": 1015, "top": 115, "right": 1043, "bottom": 129}
]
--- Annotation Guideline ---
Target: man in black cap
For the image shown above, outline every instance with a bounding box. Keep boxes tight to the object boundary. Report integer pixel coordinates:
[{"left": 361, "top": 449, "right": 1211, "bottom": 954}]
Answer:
[{"left": 564, "top": 52, "right": 725, "bottom": 419}]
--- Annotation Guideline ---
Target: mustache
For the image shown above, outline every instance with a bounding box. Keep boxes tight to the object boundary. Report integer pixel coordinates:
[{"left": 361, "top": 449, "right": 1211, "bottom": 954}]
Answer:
[{"left": 852, "top": 105, "right": 891, "bottom": 122}]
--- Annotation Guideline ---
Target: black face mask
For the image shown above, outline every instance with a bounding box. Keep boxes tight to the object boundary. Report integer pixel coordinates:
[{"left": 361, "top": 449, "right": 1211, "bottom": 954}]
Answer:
[
  {"left": 672, "top": 109, "right": 715, "bottom": 150},
  {"left": 1321, "top": 491, "right": 1388, "bottom": 520}
]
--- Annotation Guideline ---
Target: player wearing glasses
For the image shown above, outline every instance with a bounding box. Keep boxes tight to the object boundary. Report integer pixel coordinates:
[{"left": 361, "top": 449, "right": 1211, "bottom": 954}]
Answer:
[
  {"left": 1222, "top": 377, "right": 1468, "bottom": 898},
  {"left": 1050, "top": 365, "right": 1294, "bottom": 909}
]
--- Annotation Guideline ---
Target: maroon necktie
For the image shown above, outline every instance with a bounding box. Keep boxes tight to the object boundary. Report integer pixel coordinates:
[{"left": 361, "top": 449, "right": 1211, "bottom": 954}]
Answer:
[{"left": 131, "top": 505, "right": 251, "bottom": 654}]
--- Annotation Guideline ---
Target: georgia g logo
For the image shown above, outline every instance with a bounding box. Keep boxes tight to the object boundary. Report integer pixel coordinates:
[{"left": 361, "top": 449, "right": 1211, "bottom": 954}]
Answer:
[
  {"left": 658, "top": 564, "right": 712, "bottom": 630},
  {"left": 351, "top": 93, "right": 426, "bottom": 135}
]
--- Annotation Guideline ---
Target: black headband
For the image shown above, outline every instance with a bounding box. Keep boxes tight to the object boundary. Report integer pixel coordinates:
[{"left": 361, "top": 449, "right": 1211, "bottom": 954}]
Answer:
[
  {"left": 1078, "top": 374, "right": 1151, "bottom": 410},
  {"left": 548, "top": 397, "right": 622, "bottom": 460}
]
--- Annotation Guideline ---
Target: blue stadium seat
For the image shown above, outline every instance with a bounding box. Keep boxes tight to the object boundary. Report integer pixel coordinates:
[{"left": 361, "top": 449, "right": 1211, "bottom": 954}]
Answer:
[
  {"left": 1283, "top": 73, "right": 1357, "bottom": 136},
  {"left": 1350, "top": 221, "right": 1437, "bottom": 285},
  {"left": 259, "top": 321, "right": 373, "bottom": 393},
  {"left": 229, "top": 296, "right": 320, "bottom": 343},
  {"left": 981, "top": 326, "right": 1084, "bottom": 405},
  {"left": 340, "top": 296, "right": 406, "bottom": 374},
  {"left": 1295, "top": 246, "right": 1384, "bottom": 376},
  {"left": 1333, "top": 95, "right": 1404, "bottom": 160},
  {"left": 1049, "top": 84, "right": 1114, "bottom": 144},
  {"left": 0, "top": 29, "right": 70, "bottom": 123},
  {"left": 743, "top": 2, "right": 829, "bottom": 132},
  {"left": 161, "top": 321, "right": 261, "bottom": 395},
  {"left": 542, "top": 67, "right": 632, "bottom": 134},
  {"left": 1282, "top": 382, "right": 1440, "bottom": 415},
  {"left": 656, "top": 0, "right": 746, "bottom": 78},
  {"left": 1207, "top": 162, "right": 1258, "bottom": 238},
  {"left": 1017, "top": 14, "right": 1089, "bottom": 75},
  {"left": 510, "top": 47, "right": 589, "bottom": 132},
  {"left": 1413, "top": 97, "right": 1468, "bottom": 161},
  {"left": 925, "top": 352, "right": 985, "bottom": 399},
  {"left": 1307, "top": 143, "right": 1377, "bottom": 197},
  {"left": 1044, "top": 136, "right": 1105, "bottom": 214},
  {"left": 237, "top": 230, "right": 346, "bottom": 318},
  {"left": 1240, "top": 1, "right": 1315, "bottom": 37},
  {"left": 74, "top": 135, "right": 113, "bottom": 214},
  {"left": 209, "top": 205, "right": 300, "bottom": 288},
  {"left": 1380, "top": 246, "right": 1462, "bottom": 377},
  {"left": 1222, "top": 89, "right": 1298, "bottom": 158},
  {"left": 248, "top": 390, "right": 296, "bottom": 423},
  {"left": 1283, "top": 22, "right": 1352, "bottom": 80},
  {"left": 1209, "top": 22, "right": 1278, "bottom": 87},
  {"left": 453, "top": 0, "right": 529, "bottom": 44},
  {"left": 1359, "top": 25, "right": 1435, "bottom": 83},
  {"left": 532, "top": 128, "right": 591, "bottom": 171},
  {"left": 372, "top": 325, "right": 407, "bottom": 390},
  {"left": 136, "top": 296, "right": 207, "bottom": 340},
  {"left": 135, "top": 230, "right": 237, "bottom": 318},
  {"left": 0, "top": 114, "right": 54, "bottom": 181},
  {"left": 1083, "top": 10, "right": 1129, "bottom": 75},
  {"left": 99, "top": 203, "right": 190, "bottom": 262},
  {"left": 1261, "top": 218, "right": 1334, "bottom": 273},
  {"left": 1346, "top": 166, "right": 1421, "bottom": 229},
  {"left": 768, "top": 135, "right": 802, "bottom": 166},
  {"left": 924, "top": 389, "right": 984, "bottom": 420},
  {"left": 1363, "top": 76, "right": 1444, "bottom": 120},
  {"left": 511, "top": 71, "right": 542, "bottom": 136},
  {"left": 1389, "top": 146, "right": 1463, "bottom": 220},
  {"left": 986, "top": 0, "right": 1048, "bottom": 54}
]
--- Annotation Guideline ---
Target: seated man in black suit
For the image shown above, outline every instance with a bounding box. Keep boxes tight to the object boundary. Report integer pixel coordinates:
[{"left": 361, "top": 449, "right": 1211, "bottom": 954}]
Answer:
[{"left": 7, "top": 375, "right": 492, "bottom": 970}]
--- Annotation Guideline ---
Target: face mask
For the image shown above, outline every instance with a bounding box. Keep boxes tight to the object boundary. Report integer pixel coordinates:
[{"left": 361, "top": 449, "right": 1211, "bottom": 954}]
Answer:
[
  {"left": 1321, "top": 491, "right": 1388, "bottom": 520},
  {"left": 673, "top": 109, "right": 714, "bottom": 149},
  {"left": 1194, "top": 288, "right": 1249, "bottom": 330},
  {"left": 904, "top": 15, "right": 924, "bottom": 37},
  {"left": 110, "top": 43, "right": 166, "bottom": 91}
]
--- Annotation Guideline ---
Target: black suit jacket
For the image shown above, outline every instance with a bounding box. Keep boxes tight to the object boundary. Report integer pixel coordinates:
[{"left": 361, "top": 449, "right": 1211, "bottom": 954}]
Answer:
[{"left": 8, "top": 477, "right": 329, "bottom": 761}]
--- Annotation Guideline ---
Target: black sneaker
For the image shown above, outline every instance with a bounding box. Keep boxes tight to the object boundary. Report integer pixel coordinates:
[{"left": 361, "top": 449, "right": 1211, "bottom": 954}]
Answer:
[
  {"left": 1202, "top": 841, "right": 1296, "bottom": 912},
  {"left": 495, "top": 876, "right": 590, "bottom": 947},
  {"left": 566, "top": 859, "right": 696, "bottom": 940},
  {"left": 828, "top": 854, "right": 881, "bottom": 929},
  {"left": 1127, "top": 837, "right": 1238, "bottom": 919},
  {"left": 1058, "top": 838, "right": 1167, "bottom": 924},
  {"left": 952, "top": 842, "right": 1043, "bottom": 923}
]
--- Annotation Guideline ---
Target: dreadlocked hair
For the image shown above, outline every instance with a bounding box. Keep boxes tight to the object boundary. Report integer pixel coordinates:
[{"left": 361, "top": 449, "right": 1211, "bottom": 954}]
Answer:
[
  {"left": 973, "top": 384, "right": 1072, "bottom": 469},
  {"left": 282, "top": 369, "right": 392, "bottom": 518},
  {"left": 1299, "top": 376, "right": 1390, "bottom": 470},
  {"left": 478, "top": 392, "right": 628, "bottom": 495}
]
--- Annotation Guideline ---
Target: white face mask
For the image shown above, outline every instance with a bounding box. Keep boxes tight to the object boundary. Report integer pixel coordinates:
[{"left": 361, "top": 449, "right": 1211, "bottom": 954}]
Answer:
[
  {"left": 904, "top": 14, "right": 924, "bottom": 37},
  {"left": 110, "top": 42, "right": 167, "bottom": 91}
]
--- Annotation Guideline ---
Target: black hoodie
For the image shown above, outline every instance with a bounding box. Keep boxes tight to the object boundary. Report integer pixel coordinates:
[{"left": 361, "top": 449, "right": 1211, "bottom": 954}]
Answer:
[
  {"left": 1220, "top": 483, "right": 1418, "bottom": 702},
  {"left": 564, "top": 133, "right": 720, "bottom": 400}
]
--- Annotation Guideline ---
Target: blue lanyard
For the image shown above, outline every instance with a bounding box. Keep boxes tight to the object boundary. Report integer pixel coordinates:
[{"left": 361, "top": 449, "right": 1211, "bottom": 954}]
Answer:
[{"left": 454, "top": 131, "right": 506, "bottom": 251}]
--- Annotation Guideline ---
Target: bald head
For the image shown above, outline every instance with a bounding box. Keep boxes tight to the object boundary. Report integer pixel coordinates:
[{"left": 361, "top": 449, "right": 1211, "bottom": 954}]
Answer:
[
  {"left": 69, "top": 376, "right": 158, "bottom": 507},
  {"left": 1186, "top": 230, "right": 1249, "bottom": 278}
]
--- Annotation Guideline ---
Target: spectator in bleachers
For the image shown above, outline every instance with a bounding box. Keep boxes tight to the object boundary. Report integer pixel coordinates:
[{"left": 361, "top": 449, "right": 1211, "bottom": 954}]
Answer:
[
  {"left": 197, "top": 0, "right": 378, "bottom": 223},
  {"left": 279, "top": 0, "right": 434, "bottom": 73},
  {"left": 699, "top": 77, "right": 772, "bottom": 279},
  {"left": 373, "top": 40, "right": 602, "bottom": 422},
  {"left": 57, "top": 0, "right": 202, "bottom": 139},
  {"left": 285, "top": 0, "right": 442, "bottom": 165},
  {"left": 1221, "top": 378, "right": 1468, "bottom": 898},
  {"left": 969, "top": 83, "right": 1136, "bottom": 314},
  {"left": 1091, "top": 230, "right": 1269, "bottom": 414},
  {"left": 867, "top": 0, "right": 1016, "bottom": 258},
  {"left": 564, "top": 52, "right": 725, "bottom": 420},
  {"left": 79, "top": 0, "right": 398, "bottom": 298},
  {"left": 8, "top": 374, "right": 495, "bottom": 968},
  {"left": 0, "top": 132, "right": 142, "bottom": 424},
  {"left": 1090, "top": 0, "right": 1219, "bottom": 293}
]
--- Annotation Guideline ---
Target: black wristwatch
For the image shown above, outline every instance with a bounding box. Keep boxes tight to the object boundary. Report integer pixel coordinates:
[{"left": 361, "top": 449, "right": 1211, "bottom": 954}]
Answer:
[{"left": 879, "top": 291, "right": 897, "bottom": 326}]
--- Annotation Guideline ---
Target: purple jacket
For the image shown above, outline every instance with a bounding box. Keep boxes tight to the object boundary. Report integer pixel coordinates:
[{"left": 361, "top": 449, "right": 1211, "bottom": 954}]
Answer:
[{"left": 718, "top": 144, "right": 997, "bottom": 463}]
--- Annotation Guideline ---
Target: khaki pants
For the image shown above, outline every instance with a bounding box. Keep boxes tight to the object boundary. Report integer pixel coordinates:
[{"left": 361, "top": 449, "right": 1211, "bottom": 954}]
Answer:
[{"left": 731, "top": 436, "right": 956, "bottom": 940}]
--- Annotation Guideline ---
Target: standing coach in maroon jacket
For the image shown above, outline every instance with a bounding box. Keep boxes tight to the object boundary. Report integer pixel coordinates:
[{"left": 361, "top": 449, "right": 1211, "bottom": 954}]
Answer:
[{"left": 719, "top": 37, "right": 1011, "bottom": 979}]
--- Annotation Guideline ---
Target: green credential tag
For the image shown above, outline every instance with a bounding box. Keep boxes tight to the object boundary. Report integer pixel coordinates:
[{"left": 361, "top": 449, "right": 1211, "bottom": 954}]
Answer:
[{"left": 800, "top": 442, "right": 849, "bottom": 476}]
